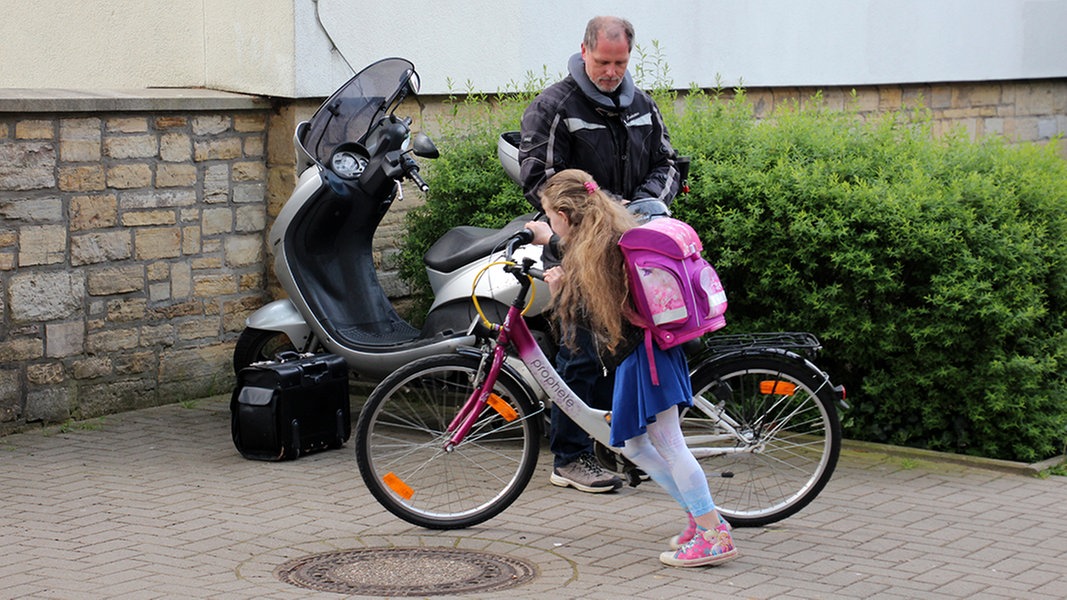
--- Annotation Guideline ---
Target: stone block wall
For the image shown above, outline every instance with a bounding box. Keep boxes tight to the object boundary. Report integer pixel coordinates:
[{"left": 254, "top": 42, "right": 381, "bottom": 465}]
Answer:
[
  {"left": 0, "top": 96, "right": 271, "bottom": 432},
  {"left": 734, "top": 80, "right": 1067, "bottom": 156}
]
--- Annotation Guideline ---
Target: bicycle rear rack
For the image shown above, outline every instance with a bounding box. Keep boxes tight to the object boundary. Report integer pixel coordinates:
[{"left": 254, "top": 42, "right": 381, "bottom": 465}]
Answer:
[{"left": 693, "top": 331, "right": 823, "bottom": 358}]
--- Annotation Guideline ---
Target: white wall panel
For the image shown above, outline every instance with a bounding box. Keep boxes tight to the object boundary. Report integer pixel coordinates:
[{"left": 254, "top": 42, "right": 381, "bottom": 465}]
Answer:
[{"left": 1, "top": 0, "right": 1064, "bottom": 97}]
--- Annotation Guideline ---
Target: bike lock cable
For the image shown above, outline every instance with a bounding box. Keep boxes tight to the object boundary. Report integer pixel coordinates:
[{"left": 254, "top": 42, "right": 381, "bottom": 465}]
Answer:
[{"left": 470, "top": 261, "right": 536, "bottom": 328}]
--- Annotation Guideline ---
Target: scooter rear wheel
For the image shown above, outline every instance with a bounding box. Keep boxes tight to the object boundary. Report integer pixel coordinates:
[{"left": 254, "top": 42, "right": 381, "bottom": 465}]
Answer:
[{"left": 232, "top": 327, "right": 301, "bottom": 373}]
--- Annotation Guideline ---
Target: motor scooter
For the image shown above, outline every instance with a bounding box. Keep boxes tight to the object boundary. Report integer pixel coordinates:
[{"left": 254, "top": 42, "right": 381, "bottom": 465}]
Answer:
[{"left": 234, "top": 58, "right": 553, "bottom": 379}]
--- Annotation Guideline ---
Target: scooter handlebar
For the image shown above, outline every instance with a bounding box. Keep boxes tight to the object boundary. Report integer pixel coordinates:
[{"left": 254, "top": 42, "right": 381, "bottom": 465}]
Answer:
[
  {"left": 402, "top": 155, "right": 430, "bottom": 192},
  {"left": 409, "top": 169, "right": 429, "bottom": 193}
]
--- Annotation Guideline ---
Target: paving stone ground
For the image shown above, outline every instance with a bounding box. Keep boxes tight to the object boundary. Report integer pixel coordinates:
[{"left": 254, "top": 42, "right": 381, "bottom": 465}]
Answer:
[{"left": 1, "top": 395, "right": 1065, "bottom": 599}]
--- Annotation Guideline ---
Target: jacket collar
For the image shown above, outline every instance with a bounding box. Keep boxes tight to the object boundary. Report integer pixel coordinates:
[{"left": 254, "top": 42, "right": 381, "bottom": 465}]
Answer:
[{"left": 568, "top": 52, "right": 635, "bottom": 111}]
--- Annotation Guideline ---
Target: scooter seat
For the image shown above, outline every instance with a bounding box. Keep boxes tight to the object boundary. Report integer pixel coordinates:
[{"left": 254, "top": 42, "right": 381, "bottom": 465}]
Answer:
[{"left": 424, "top": 213, "right": 538, "bottom": 273}]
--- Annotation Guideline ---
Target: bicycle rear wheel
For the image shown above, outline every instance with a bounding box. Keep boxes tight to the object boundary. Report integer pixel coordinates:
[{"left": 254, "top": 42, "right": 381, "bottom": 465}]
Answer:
[
  {"left": 355, "top": 353, "right": 542, "bottom": 529},
  {"left": 683, "top": 352, "right": 841, "bottom": 527}
]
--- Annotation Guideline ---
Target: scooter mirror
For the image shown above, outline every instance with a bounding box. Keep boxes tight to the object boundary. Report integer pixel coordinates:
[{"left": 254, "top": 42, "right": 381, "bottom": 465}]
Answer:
[
  {"left": 404, "top": 69, "right": 420, "bottom": 95},
  {"left": 412, "top": 133, "right": 439, "bottom": 159}
]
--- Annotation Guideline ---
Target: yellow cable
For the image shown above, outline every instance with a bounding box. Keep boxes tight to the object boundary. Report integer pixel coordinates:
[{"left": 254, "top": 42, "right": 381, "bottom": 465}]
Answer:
[{"left": 470, "top": 261, "right": 536, "bottom": 327}]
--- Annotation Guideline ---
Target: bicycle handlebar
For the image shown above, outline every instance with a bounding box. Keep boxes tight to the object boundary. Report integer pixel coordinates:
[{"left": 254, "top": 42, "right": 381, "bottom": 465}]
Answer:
[
  {"left": 509, "top": 228, "right": 534, "bottom": 247},
  {"left": 502, "top": 229, "right": 545, "bottom": 281}
]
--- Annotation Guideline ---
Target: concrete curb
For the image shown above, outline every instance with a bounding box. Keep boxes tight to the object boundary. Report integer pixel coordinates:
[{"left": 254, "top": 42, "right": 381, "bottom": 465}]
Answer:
[{"left": 841, "top": 438, "right": 1065, "bottom": 476}]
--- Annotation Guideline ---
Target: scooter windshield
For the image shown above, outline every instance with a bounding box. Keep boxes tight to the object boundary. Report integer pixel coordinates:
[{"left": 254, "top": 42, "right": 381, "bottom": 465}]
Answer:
[{"left": 301, "top": 57, "right": 418, "bottom": 166}]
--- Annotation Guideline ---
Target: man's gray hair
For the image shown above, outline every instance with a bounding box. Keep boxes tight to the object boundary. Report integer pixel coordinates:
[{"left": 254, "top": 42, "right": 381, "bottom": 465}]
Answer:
[{"left": 584, "top": 16, "right": 635, "bottom": 52}]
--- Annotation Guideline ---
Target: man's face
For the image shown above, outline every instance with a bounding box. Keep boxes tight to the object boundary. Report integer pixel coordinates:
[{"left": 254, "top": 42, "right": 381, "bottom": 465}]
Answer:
[{"left": 581, "top": 33, "right": 630, "bottom": 93}]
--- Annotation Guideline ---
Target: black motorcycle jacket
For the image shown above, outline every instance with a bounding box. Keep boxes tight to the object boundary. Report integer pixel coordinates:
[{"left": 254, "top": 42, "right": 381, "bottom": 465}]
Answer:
[{"left": 518, "top": 53, "right": 681, "bottom": 212}]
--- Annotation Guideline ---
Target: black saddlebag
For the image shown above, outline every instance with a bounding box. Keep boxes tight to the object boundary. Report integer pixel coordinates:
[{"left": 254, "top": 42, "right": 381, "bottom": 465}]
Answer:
[{"left": 230, "top": 352, "right": 350, "bottom": 460}]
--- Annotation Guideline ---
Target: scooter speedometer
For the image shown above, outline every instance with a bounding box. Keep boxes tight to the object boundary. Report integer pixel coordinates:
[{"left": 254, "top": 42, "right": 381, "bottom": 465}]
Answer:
[{"left": 331, "top": 149, "right": 367, "bottom": 179}]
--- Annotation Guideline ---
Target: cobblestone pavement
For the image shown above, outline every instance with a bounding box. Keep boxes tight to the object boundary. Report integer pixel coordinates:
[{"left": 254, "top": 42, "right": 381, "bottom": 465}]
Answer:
[{"left": 1, "top": 395, "right": 1066, "bottom": 599}]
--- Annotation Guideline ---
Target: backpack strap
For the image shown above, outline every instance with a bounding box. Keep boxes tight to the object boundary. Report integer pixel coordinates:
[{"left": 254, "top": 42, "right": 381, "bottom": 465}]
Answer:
[
  {"left": 644, "top": 328, "right": 660, "bottom": 386},
  {"left": 623, "top": 297, "right": 661, "bottom": 387}
]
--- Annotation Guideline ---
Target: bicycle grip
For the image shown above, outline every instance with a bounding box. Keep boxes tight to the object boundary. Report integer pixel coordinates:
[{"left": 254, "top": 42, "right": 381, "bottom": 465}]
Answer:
[{"left": 511, "top": 228, "right": 534, "bottom": 245}]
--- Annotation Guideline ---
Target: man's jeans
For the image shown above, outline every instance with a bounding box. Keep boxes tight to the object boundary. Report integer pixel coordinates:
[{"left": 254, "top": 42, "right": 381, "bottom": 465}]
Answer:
[{"left": 550, "top": 326, "right": 615, "bottom": 468}]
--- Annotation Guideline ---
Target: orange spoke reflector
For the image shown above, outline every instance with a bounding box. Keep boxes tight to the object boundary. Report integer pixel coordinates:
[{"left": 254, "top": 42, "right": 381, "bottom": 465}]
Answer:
[
  {"left": 760, "top": 380, "right": 797, "bottom": 396},
  {"left": 486, "top": 393, "right": 518, "bottom": 422},
  {"left": 383, "top": 472, "right": 414, "bottom": 500}
]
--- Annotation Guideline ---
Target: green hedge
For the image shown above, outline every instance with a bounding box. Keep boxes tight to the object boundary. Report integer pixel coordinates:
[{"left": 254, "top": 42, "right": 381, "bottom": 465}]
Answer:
[
  {"left": 397, "top": 84, "right": 535, "bottom": 318},
  {"left": 669, "top": 90, "right": 1067, "bottom": 462},
  {"left": 401, "top": 85, "right": 1067, "bottom": 463}
]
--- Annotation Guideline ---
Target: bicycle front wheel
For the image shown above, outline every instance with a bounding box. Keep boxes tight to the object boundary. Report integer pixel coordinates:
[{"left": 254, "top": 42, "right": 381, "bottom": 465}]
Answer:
[
  {"left": 355, "top": 353, "right": 542, "bottom": 529},
  {"left": 684, "top": 353, "right": 841, "bottom": 527}
]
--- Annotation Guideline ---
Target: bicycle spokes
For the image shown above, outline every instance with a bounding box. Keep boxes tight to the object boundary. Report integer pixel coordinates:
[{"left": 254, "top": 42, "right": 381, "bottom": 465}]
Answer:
[
  {"left": 683, "top": 356, "right": 841, "bottom": 527},
  {"left": 355, "top": 354, "right": 542, "bottom": 529}
]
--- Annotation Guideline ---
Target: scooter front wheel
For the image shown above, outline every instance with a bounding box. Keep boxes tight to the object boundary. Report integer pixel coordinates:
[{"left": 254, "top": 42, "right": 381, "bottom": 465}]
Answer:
[{"left": 232, "top": 327, "right": 301, "bottom": 373}]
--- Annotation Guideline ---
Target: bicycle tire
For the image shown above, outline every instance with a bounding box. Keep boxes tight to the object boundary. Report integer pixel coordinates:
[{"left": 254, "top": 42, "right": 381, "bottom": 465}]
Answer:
[
  {"left": 355, "top": 353, "right": 542, "bottom": 529},
  {"left": 683, "top": 352, "right": 841, "bottom": 527}
]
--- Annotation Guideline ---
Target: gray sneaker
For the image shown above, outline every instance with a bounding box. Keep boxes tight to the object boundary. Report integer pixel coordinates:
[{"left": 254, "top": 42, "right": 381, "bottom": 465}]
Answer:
[{"left": 550, "top": 453, "right": 623, "bottom": 493}]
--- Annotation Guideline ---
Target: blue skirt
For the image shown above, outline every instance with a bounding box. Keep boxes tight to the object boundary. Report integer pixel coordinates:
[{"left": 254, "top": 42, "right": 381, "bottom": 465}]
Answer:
[{"left": 609, "top": 341, "right": 693, "bottom": 447}]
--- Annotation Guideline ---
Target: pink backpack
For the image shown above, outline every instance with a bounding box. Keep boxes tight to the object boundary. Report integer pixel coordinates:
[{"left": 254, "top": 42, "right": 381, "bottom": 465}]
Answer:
[{"left": 619, "top": 217, "right": 728, "bottom": 384}]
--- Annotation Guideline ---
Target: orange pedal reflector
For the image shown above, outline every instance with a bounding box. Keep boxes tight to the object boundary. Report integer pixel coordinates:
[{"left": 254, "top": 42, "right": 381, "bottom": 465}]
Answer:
[
  {"left": 486, "top": 393, "right": 518, "bottom": 422},
  {"left": 760, "top": 380, "right": 797, "bottom": 396},
  {"left": 383, "top": 472, "right": 414, "bottom": 500}
]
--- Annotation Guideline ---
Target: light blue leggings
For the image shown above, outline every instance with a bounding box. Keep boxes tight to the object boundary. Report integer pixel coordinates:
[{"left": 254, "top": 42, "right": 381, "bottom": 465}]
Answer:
[{"left": 618, "top": 407, "right": 716, "bottom": 518}]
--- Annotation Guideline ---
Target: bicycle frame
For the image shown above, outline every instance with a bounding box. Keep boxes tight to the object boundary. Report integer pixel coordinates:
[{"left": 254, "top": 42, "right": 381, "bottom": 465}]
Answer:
[
  {"left": 684, "top": 384, "right": 818, "bottom": 457},
  {"left": 446, "top": 261, "right": 613, "bottom": 450},
  {"left": 445, "top": 255, "right": 753, "bottom": 457}
]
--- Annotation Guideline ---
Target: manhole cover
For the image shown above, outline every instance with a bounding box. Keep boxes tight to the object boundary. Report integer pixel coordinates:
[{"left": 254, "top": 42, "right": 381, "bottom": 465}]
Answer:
[{"left": 275, "top": 546, "right": 539, "bottom": 596}]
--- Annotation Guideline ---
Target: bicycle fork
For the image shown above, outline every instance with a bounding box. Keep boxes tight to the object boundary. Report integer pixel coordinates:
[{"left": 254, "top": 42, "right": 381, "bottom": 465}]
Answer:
[{"left": 442, "top": 335, "right": 511, "bottom": 450}]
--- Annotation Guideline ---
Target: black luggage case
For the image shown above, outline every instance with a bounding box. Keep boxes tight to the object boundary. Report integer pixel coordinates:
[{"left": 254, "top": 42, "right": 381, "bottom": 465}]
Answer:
[{"left": 231, "top": 352, "right": 351, "bottom": 461}]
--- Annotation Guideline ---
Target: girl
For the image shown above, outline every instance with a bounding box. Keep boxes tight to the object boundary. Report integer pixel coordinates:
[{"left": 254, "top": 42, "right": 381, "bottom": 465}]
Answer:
[{"left": 525, "top": 169, "right": 739, "bottom": 567}]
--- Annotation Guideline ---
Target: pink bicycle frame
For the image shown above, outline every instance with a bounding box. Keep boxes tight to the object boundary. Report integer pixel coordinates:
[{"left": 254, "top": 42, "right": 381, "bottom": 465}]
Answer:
[{"left": 445, "top": 300, "right": 613, "bottom": 450}]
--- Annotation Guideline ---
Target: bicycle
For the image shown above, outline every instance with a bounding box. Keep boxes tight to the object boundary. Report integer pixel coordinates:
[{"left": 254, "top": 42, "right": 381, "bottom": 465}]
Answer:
[{"left": 355, "top": 232, "right": 845, "bottom": 530}]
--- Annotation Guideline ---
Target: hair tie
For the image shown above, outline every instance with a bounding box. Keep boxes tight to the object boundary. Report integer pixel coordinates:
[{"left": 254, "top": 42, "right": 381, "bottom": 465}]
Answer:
[{"left": 583, "top": 181, "right": 599, "bottom": 194}]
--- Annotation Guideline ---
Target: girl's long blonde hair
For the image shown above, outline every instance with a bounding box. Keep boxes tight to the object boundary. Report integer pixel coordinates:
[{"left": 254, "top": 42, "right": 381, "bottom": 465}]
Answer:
[{"left": 541, "top": 169, "right": 639, "bottom": 353}]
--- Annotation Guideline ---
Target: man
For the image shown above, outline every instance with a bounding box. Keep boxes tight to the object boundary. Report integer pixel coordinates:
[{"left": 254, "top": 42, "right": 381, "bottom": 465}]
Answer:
[{"left": 519, "top": 15, "right": 681, "bottom": 493}]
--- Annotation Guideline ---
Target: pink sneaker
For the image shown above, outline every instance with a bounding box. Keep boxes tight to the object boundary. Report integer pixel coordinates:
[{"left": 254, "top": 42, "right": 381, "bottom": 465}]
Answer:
[
  {"left": 669, "top": 512, "right": 731, "bottom": 550},
  {"left": 659, "top": 523, "right": 739, "bottom": 567},
  {"left": 669, "top": 513, "right": 698, "bottom": 550}
]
